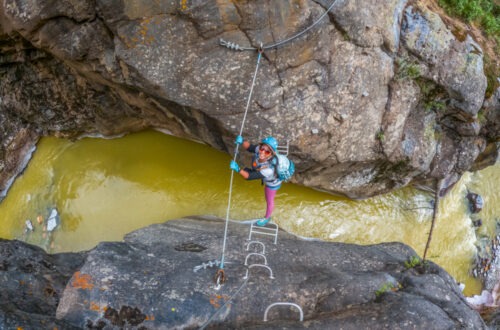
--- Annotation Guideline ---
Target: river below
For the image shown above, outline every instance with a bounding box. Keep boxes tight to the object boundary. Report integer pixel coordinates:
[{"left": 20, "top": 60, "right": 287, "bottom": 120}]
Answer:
[{"left": 0, "top": 130, "right": 498, "bottom": 296}]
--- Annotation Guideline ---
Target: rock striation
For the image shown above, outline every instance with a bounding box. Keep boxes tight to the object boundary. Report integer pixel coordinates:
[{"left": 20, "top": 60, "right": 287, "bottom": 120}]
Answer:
[
  {"left": 0, "top": 217, "right": 488, "bottom": 329},
  {"left": 0, "top": 0, "right": 498, "bottom": 199}
]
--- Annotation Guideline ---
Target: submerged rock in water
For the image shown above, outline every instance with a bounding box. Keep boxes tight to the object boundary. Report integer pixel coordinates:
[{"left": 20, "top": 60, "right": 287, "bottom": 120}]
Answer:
[
  {"left": 24, "top": 219, "right": 34, "bottom": 232},
  {"left": 467, "top": 281, "right": 500, "bottom": 328},
  {"left": 46, "top": 209, "right": 58, "bottom": 232},
  {"left": 477, "top": 223, "right": 500, "bottom": 292},
  {"left": 467, "top": 284, "right": 500, "bottom": 309},
  {"left": 473, "top": 219, "right": 483, "bottom": 228},
  {"left": 2, "top": 216, "right": 484, "bottom": 329},
  {"left": 467, "top": 192, "right": 484, "bottom": 213}
]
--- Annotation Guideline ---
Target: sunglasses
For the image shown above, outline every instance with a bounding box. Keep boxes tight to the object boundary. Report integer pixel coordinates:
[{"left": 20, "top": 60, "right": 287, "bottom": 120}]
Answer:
[{"left": 259, "top": 148, "right": 272, "bottom": 156}]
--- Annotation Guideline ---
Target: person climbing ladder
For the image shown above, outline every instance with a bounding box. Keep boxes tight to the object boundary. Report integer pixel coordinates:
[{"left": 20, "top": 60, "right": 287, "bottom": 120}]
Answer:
[
  {"left": 230, "top": 135, "right": 282, "bottom": 226},
  {"left": 215, "top": 0, "right": 334, "bottom": 287}
]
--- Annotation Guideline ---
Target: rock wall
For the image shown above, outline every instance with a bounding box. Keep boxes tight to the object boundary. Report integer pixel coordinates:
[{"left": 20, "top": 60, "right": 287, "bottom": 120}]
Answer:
[
  {"left": 0, "top": 217, "right": 488, "bottom": 329},
  {"left": 0, "top": 0, "right": 498, "bottom": 199}
]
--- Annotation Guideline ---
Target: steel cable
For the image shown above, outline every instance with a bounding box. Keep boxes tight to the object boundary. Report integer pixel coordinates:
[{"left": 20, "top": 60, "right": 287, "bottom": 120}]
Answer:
[
  {"left": 220, "top": 0, "right": 339, "bottom": 52},
  {"left": 219, "top": 50, "right": 263, "bottom": 270}
]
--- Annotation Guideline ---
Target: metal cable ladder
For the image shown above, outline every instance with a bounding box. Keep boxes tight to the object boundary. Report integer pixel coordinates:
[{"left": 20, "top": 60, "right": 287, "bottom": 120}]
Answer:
[
  {"left": 276, "top": 141, "right": 289, "bottom": 156},
  {"left": 212, "top": 0, "right": 340, "bottom": 322},
  {"left": 244, "top": 253, "right": 267, "bottom": 266},
  {"left": 246, "top": 141, "right": 288, "bottom": 244},
  {"left": 246, "top": 241, "right": 266, "bottom": 254},
  {"left": 248, "top": 222, "right": 279, "bottom": 244}
]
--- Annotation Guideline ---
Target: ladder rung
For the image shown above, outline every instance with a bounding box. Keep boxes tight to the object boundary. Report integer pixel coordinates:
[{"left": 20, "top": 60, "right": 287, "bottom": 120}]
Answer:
[
  {"left": 244, "top": 253, "right": 268, "bottom": 266},
  {"left": 264, "top": 302, "right": 303, "bottom": 322},
  {"left": 243, "top": 264, "right": 274, "bottom": 279},
  {"left": 246, "top": 241, "right": 266, "bottom": 254},
  {"left": 248, "top": 222, "right": 279, "bottom": 244},
  {"left": 251, "top": 231, "right": 277, "bottom": 236}
]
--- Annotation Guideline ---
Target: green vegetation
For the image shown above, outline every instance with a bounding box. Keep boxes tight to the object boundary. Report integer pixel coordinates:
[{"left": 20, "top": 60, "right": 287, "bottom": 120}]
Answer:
[
  {"left": 417, "top": 79, "right": 448, "bottom": 116},
  {"left": 477, "top": 108, "right": 488, "bottom": 124},
  {"left": 418, "top": 80, "right": 434, "bottom": 96},
  {"left": 405, "top": 255, "right": 421, "bottom": 268},
  {"left": 484, "top": 54, "right": 499, "bottom": 98},
  {"left": 404, "top": 255, "right": 427, "bottom": 269},
  {"left": 424, "top": 100, "right": 447, "bottom": 113},
  {"left": 395, "top": 57, "right": 421, "bottom": 81},
  {"left": 341, "top": 30, "right": 350, "bottom": 41},
  {"left": 375, "top": 282, "right": 401, "bottom": 297},
  {"left": 417, "top": 78, "right": 448, "bottom": 113},
  {"left": 376, "top": 129, "right": 385, "bottom": 142},
  {"left": 438, "top": 0, "right": 500, "bottom": 37},
  {"left": 438, "top": 0, "right": 500, "bottom": 97}
]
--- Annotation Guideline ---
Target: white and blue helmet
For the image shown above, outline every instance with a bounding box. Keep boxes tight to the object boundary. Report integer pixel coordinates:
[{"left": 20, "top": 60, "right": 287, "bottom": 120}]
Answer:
[{"left": 261, "top": 136, "right": 278, "bottom": 153}]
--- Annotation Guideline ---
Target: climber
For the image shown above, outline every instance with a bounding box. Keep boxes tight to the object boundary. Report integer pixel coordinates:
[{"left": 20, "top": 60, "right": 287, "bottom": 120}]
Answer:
[{"left": 230, "top": 135, "right": 282, "bottom": 226}]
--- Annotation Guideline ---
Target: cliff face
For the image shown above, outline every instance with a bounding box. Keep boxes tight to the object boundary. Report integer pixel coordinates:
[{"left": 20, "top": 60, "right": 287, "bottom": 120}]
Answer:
[{"left": 0, "top": 0, "right": 498, "bottom": 199}]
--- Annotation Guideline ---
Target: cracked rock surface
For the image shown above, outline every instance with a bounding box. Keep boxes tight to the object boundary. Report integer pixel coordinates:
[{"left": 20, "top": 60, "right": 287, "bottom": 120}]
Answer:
[
  {"left": 0, "top": 0, "right": 497, "bottom": 199},
  {"left": 0, "top": 217, "right": 488, "bottom": 329}
]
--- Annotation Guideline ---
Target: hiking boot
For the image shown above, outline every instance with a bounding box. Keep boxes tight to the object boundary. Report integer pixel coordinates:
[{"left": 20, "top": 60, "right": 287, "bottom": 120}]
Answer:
[{"left": 256, "top": 217, "right": 271, "bottom": 226}]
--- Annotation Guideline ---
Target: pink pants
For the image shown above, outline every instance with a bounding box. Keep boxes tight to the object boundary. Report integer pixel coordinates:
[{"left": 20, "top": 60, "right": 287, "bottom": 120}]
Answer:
[{"left": 264, "top": 186, "right": 278, "bottom": 218}]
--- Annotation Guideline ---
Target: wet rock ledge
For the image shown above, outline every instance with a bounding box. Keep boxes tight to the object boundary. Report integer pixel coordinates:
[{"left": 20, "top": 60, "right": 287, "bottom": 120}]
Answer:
[{"left": 0, "top": 216, "right": 487, "bottom": 329}]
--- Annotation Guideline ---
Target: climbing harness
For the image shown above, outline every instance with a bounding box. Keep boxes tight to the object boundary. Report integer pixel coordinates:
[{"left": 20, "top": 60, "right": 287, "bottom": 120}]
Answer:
[{"left": 216, "top": 0, "right": 339, "bottom": 286}]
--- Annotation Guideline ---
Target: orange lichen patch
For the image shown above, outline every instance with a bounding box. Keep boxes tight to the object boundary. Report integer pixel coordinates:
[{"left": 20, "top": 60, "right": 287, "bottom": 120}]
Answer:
[
  {"left": 180, "top": 0, "right": 188, "bottom": 11},
  {"left": 17, "top": 327, "right": 23, "bottom": 330},
  {"left": 145, "top": 315, "right": 155, "bottom": 321},
  {"left": 119, "top": 15, "right": 160, "bottom": 48},
  {"left": 209, "top": 294, "right": 230, "bottom": 309},
  {"left": 89, "top": 302, "right": 101, "bottom": 311},
  {"left": 71, "top": 271, "right": 95, "bottom": 290}
]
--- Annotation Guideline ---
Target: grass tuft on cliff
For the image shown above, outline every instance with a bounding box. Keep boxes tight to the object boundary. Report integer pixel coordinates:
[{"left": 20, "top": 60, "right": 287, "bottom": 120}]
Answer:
[
  {"left": 437, "top": 0, "right": 499, "bottom": 97},
  {"left": 438, "top": 0, "right": 500, "bottom": 37}
]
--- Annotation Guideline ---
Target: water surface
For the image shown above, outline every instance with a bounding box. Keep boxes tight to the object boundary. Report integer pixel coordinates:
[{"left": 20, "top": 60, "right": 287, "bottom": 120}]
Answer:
[{"left": 1, "top": 130, "right": 498, "bottom": 296}]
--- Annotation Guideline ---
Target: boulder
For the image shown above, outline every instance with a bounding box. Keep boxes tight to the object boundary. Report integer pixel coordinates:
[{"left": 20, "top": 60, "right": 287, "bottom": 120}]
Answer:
[
  {"left": 51, "top": 216, "right": 484, "bottom": 329},
  {"left": 0, "top": 239, "right": 86, "bottom": 329},
  {"left": 0, "top": 216, "right": 489, "bottom": 328},
  {"left": 401, "top": 4, "right": 487, "bottom": 116},
  {"left": 0, "top": 0, "right": 496, "bottom": 199}
]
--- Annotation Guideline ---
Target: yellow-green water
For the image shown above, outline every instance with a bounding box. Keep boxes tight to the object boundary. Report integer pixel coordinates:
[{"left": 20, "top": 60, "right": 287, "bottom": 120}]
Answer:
[{"left": 0, "top": 130, "right": 498, "bottom": 296}]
